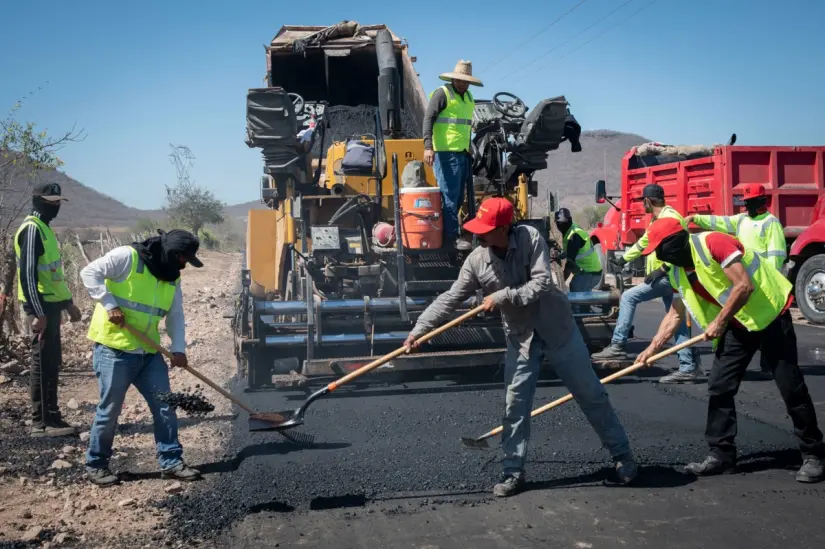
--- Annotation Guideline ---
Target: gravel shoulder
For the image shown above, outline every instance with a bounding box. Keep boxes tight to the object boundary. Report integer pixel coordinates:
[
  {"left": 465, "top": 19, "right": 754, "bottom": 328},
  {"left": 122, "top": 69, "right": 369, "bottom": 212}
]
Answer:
[{"left": 0, "top": 250, "right": 242, "bottom": 548}]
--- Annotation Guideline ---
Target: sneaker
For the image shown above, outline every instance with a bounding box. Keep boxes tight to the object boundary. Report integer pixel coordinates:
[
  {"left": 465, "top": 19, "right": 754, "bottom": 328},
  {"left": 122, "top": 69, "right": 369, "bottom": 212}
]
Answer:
[
  {"left": 31, "top": 425, "right": 77, "bottom": 438},
  {"left": 605, "top": 454, "right": 638, "bottom": 486},
  {"left": 161, "top": 462, "right": 202, "bottom": 482},
  {"left": 86, "top": 467, "right": 120, "bottom": 487},
  {"left": 684, "top": 455, "right": 736, "bottom": 476},
  {"left": 492, "top": 474, "right": 524, "bottom": 497},
  {"left": 796, "top": 457, "right": 824, "bottom": 483},
  {"left": 591, "top": 343, "right": 628, "bottom": 361},
  {"left": 454, "top": 238, "right": 472, "bottom": 252},
  {"left": 659, "top": 370, "right": 700, "bottom": 384}
]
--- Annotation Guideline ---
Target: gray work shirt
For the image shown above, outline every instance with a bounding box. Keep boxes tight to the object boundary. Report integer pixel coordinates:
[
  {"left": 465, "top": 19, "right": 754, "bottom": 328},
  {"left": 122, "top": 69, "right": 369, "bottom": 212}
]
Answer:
[{"left": 409, "top": 224, "right": 577, "bottom": 357}]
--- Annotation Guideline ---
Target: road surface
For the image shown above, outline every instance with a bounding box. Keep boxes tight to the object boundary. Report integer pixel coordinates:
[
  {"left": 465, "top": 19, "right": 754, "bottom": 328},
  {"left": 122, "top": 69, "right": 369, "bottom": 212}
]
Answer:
[{"left": 164, "top": 301, "right": 825, "bottom": 548}]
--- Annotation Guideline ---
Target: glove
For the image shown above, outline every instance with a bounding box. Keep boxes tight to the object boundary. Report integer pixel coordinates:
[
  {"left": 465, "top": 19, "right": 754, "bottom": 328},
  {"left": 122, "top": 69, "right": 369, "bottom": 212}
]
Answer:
[
  {"left": 610, "top": 257, "right": 627, "bottom": 271},
  {"left": 549, "top": 248, "right": 566, "bottom": 262},
  {"left": 644, "top": 267, "right": 668, "bottom": 286}
]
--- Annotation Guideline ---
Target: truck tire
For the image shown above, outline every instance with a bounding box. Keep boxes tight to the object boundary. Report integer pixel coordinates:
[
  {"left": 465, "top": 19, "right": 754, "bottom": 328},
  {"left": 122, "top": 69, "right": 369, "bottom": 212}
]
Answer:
[{"left": 795, "top": 254, "right": 825, "bottom": 325}]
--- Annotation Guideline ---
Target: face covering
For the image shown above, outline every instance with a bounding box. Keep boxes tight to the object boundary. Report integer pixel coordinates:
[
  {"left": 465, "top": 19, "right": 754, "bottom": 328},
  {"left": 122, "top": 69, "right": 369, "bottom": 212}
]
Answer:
[
  {"left": 556, "top": 221, "right": 571, "bottom": 235},
  {"left": 745, "top": 197, "right": 768, "bottom": 218},
  {"left": 655, "top": 230, "right": 693, "bottom": 268},
  {"left": 131, "top": 230, "right": 183, "bottom": 282},
  {"left": 32, "top": 197, "right": 61, "bottom": 223}
]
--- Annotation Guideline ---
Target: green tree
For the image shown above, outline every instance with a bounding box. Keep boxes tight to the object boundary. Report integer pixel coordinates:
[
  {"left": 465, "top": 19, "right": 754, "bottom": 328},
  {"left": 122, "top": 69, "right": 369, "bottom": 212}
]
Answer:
[{"left": 163, "top": 144, "right": 225, "bottom": 236}]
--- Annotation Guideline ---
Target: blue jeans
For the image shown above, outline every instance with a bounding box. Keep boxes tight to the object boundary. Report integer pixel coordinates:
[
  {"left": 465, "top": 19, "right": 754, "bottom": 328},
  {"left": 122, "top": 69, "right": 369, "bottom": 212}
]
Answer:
[
  {"left": 612, "top": 276, "right": 699, "bottom": 373},
  {"left": 502, "top": 329, "right": 632, "bottom": 478},
  {"left": 433, "top": 151, "right": 470, "bottom": 239},
  {"left": 85, "top": 344, "right": 184, "bottom": 471},
  {"left": 569, "top": 271, "right": 602, "bottom": 292}
]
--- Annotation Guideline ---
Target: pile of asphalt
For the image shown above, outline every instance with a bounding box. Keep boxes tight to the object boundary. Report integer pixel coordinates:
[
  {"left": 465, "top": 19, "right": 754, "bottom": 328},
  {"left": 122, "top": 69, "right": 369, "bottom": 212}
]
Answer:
[
  {"left": 311, "top": 105, "right": 422, "bottom": 158},
  {"left": 160, "top": 374, "right": 799, "bottom": 542}
]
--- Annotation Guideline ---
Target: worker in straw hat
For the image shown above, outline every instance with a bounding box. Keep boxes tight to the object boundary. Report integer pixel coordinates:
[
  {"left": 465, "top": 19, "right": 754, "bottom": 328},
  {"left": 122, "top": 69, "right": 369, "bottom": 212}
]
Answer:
[{"left": 422, "top": 60, "right": 484, "bottom": 252}]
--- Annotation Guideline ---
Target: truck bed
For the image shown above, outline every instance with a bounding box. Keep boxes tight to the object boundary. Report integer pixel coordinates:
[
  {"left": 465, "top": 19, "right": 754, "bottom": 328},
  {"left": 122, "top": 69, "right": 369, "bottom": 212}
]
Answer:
[{"left": 621, "top": 146, "right": 825, "bottom": 245}]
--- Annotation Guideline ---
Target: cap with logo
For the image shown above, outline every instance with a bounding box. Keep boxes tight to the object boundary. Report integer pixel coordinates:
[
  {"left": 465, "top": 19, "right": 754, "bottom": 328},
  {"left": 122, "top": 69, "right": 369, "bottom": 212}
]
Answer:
[
  {"left": 32, "top": 182, "right": 68, "bottom": 202},
  {"left": 741, "top": 183, "right": 767, "bottom": 200},
  {"left": 462, "top": 197, "right": 514, "bottom": 234}
]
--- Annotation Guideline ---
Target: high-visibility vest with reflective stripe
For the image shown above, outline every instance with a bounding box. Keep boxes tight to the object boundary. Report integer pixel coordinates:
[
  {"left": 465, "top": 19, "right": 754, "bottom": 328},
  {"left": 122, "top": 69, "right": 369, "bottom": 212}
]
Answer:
[
  {"left": 87, "top": 248, "right": 179, "bottom": 352},
  {"left": 668, "top": 233, "right": 792, "bottom": 336},
  {"left": 13, "top": 215, "right": 73, "bottom": 303},
  {"left": 622, "top": 206, "right": 685, "bottom": 275},
  {"left": 431, "top": 85, "right": 474, "bottom": 152},
  {"left": 692, "top": 211, "right": 787, "bottom": 270},
  {"left": 563, "top": 224, "right": 602, "bottom": 273}
]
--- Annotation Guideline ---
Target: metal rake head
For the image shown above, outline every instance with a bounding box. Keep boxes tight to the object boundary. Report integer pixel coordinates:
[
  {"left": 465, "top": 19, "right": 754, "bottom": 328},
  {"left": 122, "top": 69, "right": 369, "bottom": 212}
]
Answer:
[{"left": 460, "top": 436, "right": 491, "bottom": 449}]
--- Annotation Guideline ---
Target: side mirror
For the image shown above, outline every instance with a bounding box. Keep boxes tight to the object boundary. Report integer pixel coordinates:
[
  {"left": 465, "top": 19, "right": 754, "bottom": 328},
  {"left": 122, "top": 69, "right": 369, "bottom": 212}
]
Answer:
[{"left": 595, "top": 180, "right": 607, "bottom": 204}]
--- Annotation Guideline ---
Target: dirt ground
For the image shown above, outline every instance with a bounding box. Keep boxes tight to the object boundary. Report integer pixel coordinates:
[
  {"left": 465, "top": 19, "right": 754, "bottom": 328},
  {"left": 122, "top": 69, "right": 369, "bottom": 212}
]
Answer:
[{"left": 0, "top": 250, "right": 242, "bottom": 548}]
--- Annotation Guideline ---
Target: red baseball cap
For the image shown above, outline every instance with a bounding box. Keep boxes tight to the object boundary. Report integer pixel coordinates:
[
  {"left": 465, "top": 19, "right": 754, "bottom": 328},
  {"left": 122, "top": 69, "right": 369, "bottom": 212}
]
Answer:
[
  {"left": 741, "top": 183, "right": 766, "bottom": 200},
  {"left": 463, "top": 197, "right": 514, "bottom": 234},
  {"left": 640, "top": 217, "right": 686, "bottom": 255}
]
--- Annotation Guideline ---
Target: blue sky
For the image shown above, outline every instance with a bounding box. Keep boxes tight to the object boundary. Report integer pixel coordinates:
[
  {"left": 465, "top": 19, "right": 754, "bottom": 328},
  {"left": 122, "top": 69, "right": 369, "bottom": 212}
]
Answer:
[{"left": 2, "top": 0, "right": 823, "bottom": 210}]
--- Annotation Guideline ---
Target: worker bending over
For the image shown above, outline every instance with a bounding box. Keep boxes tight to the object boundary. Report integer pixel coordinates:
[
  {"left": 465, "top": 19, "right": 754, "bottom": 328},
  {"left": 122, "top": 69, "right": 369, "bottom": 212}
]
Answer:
[
  {"left": 635, "top": 217, "right": 824, "bottom": 482},
  {"left": 685, "top": 183, "right": 785, "bottom": 379},
  {"left": 422, "top": 59, "right": 482, "bottom": 252},
  {"left": 554, "top": 207, "right": 603, "bottom": 292},
  {"left": 404, "top": 198, "right": 638, "bottom": 497},
  {"left": 80, "top": 229, "right": 203, "bottom": 486},
  {"left": 593, "top": 184, "right": 701, "bottom": 383}
]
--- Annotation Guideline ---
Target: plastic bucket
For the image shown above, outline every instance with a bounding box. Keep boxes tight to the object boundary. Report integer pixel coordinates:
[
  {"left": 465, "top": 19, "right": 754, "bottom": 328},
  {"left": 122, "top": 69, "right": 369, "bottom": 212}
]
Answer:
[{"left": 399, "top": 187, "right": 443, "bottom": 249}]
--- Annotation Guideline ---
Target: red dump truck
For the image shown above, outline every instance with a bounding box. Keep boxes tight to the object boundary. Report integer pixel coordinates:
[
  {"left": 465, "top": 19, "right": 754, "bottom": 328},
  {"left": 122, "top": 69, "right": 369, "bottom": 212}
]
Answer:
[{"left": 591, "top": 144, "right": 825, "bottom": 324}]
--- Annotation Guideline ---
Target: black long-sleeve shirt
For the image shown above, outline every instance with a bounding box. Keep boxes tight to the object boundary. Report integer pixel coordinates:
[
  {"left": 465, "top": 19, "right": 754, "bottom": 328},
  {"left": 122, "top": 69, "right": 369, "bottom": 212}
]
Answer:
[
  {"left": 423, "top": 84, "right": 471, "bottom": 151},
  {"left": 16, "top": 212, "right": 72, "bottom": 317}
]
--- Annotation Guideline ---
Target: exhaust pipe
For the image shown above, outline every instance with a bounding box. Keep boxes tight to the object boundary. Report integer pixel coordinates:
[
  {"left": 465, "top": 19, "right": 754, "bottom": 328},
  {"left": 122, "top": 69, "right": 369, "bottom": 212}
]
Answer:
[{"left": 375, "top": 29, "right": 401, "bottom": 138}]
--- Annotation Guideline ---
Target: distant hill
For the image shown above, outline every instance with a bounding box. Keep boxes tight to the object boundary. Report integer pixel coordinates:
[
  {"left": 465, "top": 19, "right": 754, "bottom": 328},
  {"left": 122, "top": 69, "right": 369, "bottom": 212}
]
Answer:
[{"left": 1, "top": 129, "right": 650, "bottom": 230}]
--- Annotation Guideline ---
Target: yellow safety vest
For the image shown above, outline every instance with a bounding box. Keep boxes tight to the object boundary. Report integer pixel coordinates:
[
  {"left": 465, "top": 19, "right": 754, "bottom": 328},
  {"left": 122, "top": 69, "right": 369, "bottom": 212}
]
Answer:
[
  {"left": 431, "top": 85, "right": 474, "bottom": 152},
  {"left": 692, "top": 212, "right": 786, "bottom": 270},
  {"left": 87, "top": 248, "right": 179, "bottom": 352},
  {"left": 564, "top": 224, "right": 602, "bottom": 273},
  {"left": 14, "top": 215, "right": 72, "bottom": 303},
  {"left": 668, "top": 233, "right": 792, "bottom": 336},
  {"left": 623, "top": 205, "right": 685, "bottom": 274}
]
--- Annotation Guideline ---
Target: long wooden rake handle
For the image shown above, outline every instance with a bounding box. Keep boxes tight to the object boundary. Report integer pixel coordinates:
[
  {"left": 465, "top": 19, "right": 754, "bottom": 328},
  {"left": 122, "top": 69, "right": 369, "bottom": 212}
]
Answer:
[
  {"left": 328, "top": 304, "right": 487, "bottom": 391},
  {"left": 474, "top": 333, "right": 707, "bottom": 441},
  {"left": 122, "top": 322, "right": 256, "bottom": 415}
]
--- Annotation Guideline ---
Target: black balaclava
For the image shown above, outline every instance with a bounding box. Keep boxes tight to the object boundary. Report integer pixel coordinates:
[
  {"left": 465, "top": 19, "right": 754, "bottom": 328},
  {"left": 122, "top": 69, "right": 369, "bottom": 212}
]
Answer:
[
  {"left": 554, "top": 207, "right": 573, "bottom": 235},
  {"left": 32, "top": 196, "right": 61, "bottom": 224},
  {"left": 655, "top": 230, "right": 693, "bottom": 268},
  {"left": 131, "top": 229, "right": 201, "bottom": 282},
  {"left": 745, "top": 196, "right": 768, "bottom": 218}
]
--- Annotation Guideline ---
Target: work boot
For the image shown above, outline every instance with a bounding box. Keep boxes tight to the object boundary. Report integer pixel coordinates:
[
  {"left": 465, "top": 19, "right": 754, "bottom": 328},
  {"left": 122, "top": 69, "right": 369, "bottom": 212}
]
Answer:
[
  {"left": 31, "top": 424, "right": 77, "bottom": 438},
  {"left": 796, "top": 457, "right": 824, "bottom": 483},
  {"left": 605, "top": 453, "right": 638, "bottom": 486},
  {"left": 492, "top": 474, "right": 524, "bottom": 497},
  {"left": 161, "top": 462, "right": 202, "bottom": 482},
  {"left": 685, "top": 456, "right": 736, "bottom": 476},
  {"left": 86, "top": 467, "right": 120, "bottom": 487},
  {"left": 659, "top": 370, "right": 700, "bottom": 384},
  {"left": 591, "top": 343, "right": 628, "bottom": 361}
]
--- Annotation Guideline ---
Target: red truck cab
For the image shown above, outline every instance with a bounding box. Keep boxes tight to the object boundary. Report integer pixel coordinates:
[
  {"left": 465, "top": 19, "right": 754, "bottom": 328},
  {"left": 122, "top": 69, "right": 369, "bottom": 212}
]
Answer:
[{"left": 592, "top": 144, "right": 825, "bottom": 324}]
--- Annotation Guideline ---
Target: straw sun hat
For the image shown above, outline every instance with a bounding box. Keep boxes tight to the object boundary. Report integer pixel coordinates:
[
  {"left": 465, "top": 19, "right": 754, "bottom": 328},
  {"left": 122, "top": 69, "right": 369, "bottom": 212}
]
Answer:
[{"left": 439, "top": 60, "right": 483, "bottom": 87}]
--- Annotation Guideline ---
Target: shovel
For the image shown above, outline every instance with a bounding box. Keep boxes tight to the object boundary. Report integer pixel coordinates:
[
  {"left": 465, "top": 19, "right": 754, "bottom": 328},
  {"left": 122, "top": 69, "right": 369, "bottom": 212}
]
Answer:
[
  {"left": 460, "top": 333, "right": 707, "bottom": 449},
  {"left": 265, "top": 304, "right": 487, "bottom": 433},
  {"left": 121, "top": 323, "right": 307, "bottom": 438}
]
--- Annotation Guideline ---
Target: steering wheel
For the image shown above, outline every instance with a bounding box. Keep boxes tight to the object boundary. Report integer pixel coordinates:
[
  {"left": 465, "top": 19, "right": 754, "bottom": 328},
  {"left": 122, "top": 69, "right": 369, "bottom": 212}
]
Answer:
[
  {"left": 493, "top": 92, "right": 527, "bottom": 118},
  {"left": 288, "top": 92, "right": 305, "bottom": 115}
]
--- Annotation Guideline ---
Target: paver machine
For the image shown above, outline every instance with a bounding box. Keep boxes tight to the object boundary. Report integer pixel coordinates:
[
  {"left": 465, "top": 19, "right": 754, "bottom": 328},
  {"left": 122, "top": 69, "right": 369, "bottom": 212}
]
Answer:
[{"left": 234, "top": 21, "right": 621, "bottom": 390}]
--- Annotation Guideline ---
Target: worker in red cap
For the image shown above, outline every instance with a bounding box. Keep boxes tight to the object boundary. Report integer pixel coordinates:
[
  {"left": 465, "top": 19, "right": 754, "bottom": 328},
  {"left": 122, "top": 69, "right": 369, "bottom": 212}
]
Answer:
[
  {"left": 404, "top": 197, "right": 638, "bottom": 497},
  {"left": 634, "top": 216, "right": 824, "bottom": 483},
  {"left": 685, "top": 183, "right": 786, "bottom": 379}
]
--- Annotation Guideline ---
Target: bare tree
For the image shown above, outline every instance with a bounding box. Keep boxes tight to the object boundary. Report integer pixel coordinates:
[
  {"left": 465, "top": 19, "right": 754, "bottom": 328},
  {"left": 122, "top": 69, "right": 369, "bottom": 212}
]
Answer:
[
  {"left": 163, "top": 144, "right": 225, "bottom": 236},
  {"left": 0, "top": 88, "right": 85, "bottom": 343}
]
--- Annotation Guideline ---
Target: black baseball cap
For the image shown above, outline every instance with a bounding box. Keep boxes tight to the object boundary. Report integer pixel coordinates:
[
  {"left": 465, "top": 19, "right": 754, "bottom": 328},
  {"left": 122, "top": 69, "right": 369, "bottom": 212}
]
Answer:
[
  {"left": 642, "top": 184, "right": 665, "bottom": 200},
  {"left": 161, "top": 229, "right": 204, "bottom": 268},
  {"left": 33, "top": 181, "right": 68, "bottom": 202}
]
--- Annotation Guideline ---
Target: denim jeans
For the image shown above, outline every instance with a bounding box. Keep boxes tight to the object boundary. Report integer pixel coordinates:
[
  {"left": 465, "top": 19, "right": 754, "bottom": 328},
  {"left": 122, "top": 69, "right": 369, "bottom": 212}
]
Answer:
[
  {"left": 433, "top": 151, "right": 470, "bottom": 239},
  {"left": 85, "top": 343, "right": 184, "bottom": 471},
  {"left": 612, "top": 276, "right": 699, "bottom": 373},
  {"left": 569, "top": 271, "right": 602, "bottom": 292},
  {"left": 502, "top": 329, "right": 632, "bottom": 478}
]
